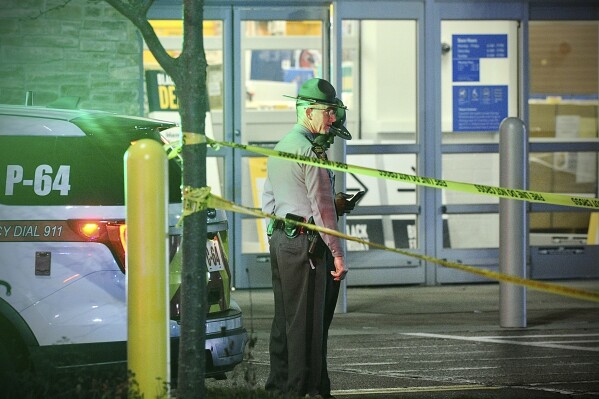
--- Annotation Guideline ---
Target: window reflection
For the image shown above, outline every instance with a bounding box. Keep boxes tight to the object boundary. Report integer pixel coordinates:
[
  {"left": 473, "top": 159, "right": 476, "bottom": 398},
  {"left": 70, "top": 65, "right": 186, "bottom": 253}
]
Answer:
[
  {"left": 242, "top": 20, "right": 323, "bottom": 116},
  {"left": 144, "top": 19, "right": 224, "bottom": 135},
  {"left": 341, "top": 20, "right": 417, "bottom": 142},
  {"left": 143, "top": 19, "right": 226, "bottom": 197},
  {"left": 241, "top": 19, "right": 324, "bottom": 254}
]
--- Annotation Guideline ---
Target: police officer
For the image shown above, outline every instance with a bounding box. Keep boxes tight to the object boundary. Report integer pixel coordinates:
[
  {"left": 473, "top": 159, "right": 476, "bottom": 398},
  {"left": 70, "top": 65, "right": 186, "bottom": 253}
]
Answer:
[{"left": 262, "top": 78, "right": 349, "bottom": 398}]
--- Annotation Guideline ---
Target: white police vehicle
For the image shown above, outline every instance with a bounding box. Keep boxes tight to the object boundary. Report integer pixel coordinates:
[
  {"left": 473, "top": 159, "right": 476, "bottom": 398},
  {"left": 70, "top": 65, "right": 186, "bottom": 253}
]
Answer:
[{"left": 0, "top": 102, "right": 246, "bottom": 381}]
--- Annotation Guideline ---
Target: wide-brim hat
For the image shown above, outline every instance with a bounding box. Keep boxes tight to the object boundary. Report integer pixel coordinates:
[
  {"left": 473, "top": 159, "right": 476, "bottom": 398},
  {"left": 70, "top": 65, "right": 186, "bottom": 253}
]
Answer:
[
  {"left": 284, "top": 78, "right": 347, "bottom": 109},
  {"left": 329, "top": 98, "right": 352, "bottom": 140}
]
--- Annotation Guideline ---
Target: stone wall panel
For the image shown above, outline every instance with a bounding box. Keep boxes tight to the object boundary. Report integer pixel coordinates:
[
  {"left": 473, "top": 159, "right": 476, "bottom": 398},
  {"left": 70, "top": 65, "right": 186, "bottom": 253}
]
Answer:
[{"left": 0, "top": 0, "right": 141, "bottom": 115}]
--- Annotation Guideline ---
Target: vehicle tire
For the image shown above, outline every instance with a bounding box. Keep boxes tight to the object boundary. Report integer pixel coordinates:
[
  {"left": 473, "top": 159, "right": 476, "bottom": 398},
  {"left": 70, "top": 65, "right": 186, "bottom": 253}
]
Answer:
[
  {"left": 0, "top": 319, "right": 29, "bottom": 388},
  {"left": 0, "top": 333, "right": 16, "bottom": 390}
]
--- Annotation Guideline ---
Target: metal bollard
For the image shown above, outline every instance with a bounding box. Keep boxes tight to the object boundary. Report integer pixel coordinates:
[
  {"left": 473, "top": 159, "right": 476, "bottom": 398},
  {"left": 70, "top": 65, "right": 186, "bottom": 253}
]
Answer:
[
  {"left": 588, "top": 213, "right": 599, "bottom": 245},
  {"left": 125, "top": 139, "right": 170, "bottom": 396},
  {"left": 499, "top": 117, "right": 527, "bottom": 328}
]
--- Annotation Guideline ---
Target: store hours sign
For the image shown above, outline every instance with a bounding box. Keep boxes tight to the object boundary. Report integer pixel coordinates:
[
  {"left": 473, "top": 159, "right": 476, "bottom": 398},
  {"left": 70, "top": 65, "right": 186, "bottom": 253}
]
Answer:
[
  {"left": 452, "top": 34, "right": 508, "bottom": 132},
  {"left": 453, "top": 34, "right": 507, "bottom": 82}
]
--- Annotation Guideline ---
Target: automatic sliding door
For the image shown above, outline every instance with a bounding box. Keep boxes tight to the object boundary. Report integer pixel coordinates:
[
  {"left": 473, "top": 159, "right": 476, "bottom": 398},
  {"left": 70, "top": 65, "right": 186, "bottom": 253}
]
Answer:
[
  {"left": 336, "top": 2, "right": 425, "bottom": 286},
  {"left": 438, "top": 3, "right": 524, "bottom": 283},
  {"left": 342, "top": 19, "right": 423, "bottom": 285}
]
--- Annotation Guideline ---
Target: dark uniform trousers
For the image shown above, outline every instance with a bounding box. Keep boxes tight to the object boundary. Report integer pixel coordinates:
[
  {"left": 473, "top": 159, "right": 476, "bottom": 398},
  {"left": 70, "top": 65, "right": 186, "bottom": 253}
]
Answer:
[
  {"left": 266, "top": 229, "right": 327, "bottom": 397},
  {"left": 320, "top": 248, "right": 340, "bottom": 397}
]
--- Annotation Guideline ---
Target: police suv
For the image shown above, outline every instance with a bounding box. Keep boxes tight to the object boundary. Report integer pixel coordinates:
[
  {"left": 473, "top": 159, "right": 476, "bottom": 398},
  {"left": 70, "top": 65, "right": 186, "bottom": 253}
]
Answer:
[{"left": 0, "top": 103, "right": 246, "bottom": 380}]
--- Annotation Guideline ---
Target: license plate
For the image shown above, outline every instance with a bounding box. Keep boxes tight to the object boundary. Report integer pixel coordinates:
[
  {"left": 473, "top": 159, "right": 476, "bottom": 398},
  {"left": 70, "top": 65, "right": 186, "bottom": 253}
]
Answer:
[{"left": 206, "top": 238, "right": 226, "bottom": 272}]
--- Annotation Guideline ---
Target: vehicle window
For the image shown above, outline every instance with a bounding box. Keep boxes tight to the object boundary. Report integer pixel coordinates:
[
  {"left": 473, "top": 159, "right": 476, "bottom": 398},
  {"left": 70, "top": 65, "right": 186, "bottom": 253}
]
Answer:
[{"left": 0, "top": 115, "right": 86, "bottom": 136}]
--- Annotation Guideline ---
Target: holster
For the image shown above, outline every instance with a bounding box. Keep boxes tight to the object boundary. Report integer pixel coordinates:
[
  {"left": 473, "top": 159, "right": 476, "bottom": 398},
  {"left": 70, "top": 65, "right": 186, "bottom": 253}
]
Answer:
[{"left": 284, "top": 213, "right": 305, "bottom": 238}]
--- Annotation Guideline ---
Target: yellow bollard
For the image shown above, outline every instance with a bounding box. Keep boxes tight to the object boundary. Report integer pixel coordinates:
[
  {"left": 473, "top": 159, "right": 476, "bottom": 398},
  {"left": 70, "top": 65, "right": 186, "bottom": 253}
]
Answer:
[
  {"left": 125, "top": 139, "right": 169, "bottom": 397},
  {"left": 588, "top": 212, "right": 599, "bottom": 245}
]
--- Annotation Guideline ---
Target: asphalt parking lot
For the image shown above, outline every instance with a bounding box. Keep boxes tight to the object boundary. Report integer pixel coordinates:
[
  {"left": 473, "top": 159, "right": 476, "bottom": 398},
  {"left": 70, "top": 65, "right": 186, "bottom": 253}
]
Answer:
[{"left": 207, "top": 279, "right": 599, "bottom": 398}]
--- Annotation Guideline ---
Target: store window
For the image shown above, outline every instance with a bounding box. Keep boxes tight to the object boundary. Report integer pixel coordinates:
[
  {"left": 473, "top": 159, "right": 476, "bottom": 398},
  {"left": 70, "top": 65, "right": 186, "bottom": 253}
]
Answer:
[
  {"left": 341, "top": 20, "right": 417, "bottom": 143},
  {"left": 144, "top": 19, "right": 225, "bottom": 196},
  {"left": 528, "top": 21, "right": 598, "bottom": 243},
  {"left": 341, "top": 19, "right": 419, "bottom": 250},
  {"left": 240, "top": 20, "right": 324, "bottom": 144}
]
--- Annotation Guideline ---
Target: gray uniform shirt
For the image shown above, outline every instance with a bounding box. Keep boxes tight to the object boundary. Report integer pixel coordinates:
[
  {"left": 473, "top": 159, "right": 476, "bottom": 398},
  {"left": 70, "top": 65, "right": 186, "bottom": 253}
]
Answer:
[{"left": 262, "top": 124, "right": 344, "bottom": 258}]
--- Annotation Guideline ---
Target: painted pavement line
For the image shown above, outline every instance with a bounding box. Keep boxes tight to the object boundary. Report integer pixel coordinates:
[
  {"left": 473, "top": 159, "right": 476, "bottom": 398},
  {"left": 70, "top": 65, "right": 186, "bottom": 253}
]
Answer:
[
  {"left": 402, "top": 332, "right": 599, "bottom": 352},
  {"left": 331, "top": 384, "right": 501, "bottom": 396},
  {"left": 480, "top": 333, "right": 599, "bottom": 339},
  {"left": 537, "top": 339, "right": 599, "bottom": 344}
]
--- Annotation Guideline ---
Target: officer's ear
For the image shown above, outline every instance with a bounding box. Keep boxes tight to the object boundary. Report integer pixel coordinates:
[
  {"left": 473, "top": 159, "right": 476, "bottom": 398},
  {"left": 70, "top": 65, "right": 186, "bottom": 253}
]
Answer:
[{"left": 305, "top": 107, "right": 313, "bottom": 120}]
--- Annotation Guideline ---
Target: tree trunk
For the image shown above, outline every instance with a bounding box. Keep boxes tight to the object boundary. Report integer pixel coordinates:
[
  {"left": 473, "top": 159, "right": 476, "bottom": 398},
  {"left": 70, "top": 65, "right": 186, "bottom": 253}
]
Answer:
[
  {"left": 103, "top": 0, "right": 208, "bottom": 397},
  {"left": 175, "top": 0, "right": 208, "bottom": 397}
]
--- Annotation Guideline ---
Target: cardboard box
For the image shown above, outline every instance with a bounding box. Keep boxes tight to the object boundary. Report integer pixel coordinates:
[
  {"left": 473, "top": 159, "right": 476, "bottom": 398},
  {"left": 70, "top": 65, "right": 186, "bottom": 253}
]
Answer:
[
  {"left": 529, "top": 160, "right": 552, "bottom": 230},
  {"left": 529, "top": 103, "right": 598, "bottom": 138},
  {"left": 552, "top": 212, "right": 590, "bottom": 232},
  {"left": 530, "top": 213, "right": 552, "bottom": 231},
  {"left": 529, "top": 153, "right": 595, "bottom": 232},
  {"left": 529, "top": 103, "right": 556, "bottom": 137},
  {"left": 557, "top": 104, "right": 596, "bottom": 119}
]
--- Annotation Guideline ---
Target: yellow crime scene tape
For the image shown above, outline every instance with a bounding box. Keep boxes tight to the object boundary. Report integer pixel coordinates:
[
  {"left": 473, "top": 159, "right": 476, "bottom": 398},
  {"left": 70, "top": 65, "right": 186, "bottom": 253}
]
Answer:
[
  {"left": 163, "top": 139, "right": 599, "bottom": 303},
  {"left": 162, "top": 132, "right": 206, "bottom": 160},
  {"left": 184, "top": 187, "right": 599, "bottom": 303},
  {"left": 202, "top": 138, "right": 599, "bottom": 210}
]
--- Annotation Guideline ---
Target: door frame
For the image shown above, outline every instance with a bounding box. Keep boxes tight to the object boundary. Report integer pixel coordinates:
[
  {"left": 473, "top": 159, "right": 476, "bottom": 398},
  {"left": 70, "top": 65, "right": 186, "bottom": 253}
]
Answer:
[{"left": 333, "top": 1, "right": 427, "bottom": 286}]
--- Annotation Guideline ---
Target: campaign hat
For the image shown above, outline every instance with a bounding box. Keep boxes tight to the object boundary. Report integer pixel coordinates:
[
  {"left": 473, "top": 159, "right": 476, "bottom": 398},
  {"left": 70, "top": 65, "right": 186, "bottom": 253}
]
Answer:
[{"left": 284, "top": 78, "right": 346, "bottom": 109}]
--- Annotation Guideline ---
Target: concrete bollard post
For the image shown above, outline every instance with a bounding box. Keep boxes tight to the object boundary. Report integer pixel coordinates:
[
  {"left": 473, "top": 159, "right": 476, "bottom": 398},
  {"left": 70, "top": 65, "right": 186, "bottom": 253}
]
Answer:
[
  {"left": 499, "top": 117, "right": 527, "bottom": 328},
  {"left": 125, "top": 139, "right": 170, "bottom": 396}
]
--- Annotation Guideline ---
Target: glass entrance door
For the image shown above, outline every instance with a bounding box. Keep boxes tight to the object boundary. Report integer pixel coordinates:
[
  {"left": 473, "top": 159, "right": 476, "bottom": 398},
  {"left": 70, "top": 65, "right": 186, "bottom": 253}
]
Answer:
[
  {"left": 333, "top": 2, "right": 426, "bottom": 286},
  {"left": 233, "top": 7, "right": 329, "bottom": 288},
  {"left": 436, "top": 2, "right": 525, "bottom": 283}
]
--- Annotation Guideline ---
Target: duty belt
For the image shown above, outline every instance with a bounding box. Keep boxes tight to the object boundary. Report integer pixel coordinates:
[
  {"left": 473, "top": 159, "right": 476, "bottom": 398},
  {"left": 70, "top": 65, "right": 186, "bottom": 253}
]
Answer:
[{"left": 273, "top": 219, "right": 307, "bottom": 235}]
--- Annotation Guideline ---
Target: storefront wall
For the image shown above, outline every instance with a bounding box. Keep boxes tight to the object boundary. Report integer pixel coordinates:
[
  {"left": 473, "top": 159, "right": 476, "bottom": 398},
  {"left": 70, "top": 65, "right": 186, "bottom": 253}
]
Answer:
[{"left": 2, "top": 0, "right": 597, "bottom": 288}]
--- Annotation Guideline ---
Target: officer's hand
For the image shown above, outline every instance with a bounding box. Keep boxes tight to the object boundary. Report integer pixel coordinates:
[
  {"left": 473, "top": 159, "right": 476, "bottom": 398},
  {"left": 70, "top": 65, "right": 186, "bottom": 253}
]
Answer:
[
  {"left": 331, "top": 256, "right": 348, "bottom": 281},
  {"left": 335, "top": 192, "right": 354, "bottom": 216}
]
